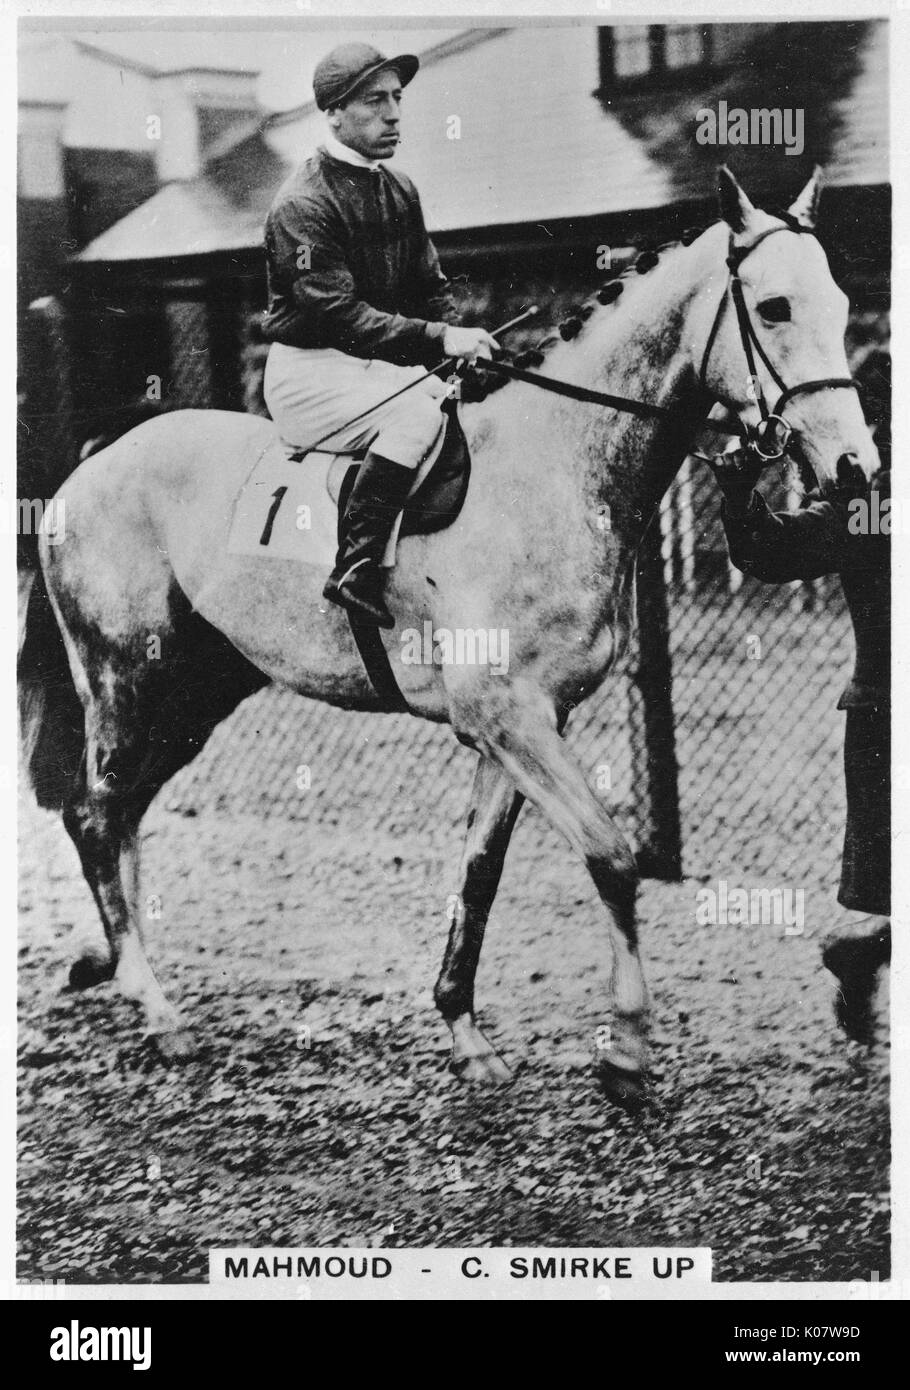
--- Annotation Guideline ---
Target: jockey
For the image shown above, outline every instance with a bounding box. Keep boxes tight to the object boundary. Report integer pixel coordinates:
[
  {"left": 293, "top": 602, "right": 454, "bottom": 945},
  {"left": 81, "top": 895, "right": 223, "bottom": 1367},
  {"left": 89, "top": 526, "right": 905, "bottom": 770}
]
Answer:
[{"left": 261, "top": 42, "right": 498, "bottom": 628}]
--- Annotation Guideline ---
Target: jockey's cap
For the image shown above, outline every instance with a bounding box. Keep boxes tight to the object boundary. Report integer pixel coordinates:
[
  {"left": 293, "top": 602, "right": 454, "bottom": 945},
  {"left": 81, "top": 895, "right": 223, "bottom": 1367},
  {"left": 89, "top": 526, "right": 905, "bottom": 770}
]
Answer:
[{"left": 313, "top": 42, "right": 419, "bottom": 111}]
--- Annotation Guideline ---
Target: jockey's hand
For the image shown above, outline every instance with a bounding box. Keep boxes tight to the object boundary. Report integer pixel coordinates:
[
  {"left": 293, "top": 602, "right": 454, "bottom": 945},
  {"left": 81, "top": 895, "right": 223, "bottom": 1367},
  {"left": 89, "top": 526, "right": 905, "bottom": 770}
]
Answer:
[
  {"left": 706, "top": 444, "right": 767, "bottom": 514},
  {"left": 442, "top": 325, "right": 500, "bottom": 365}
]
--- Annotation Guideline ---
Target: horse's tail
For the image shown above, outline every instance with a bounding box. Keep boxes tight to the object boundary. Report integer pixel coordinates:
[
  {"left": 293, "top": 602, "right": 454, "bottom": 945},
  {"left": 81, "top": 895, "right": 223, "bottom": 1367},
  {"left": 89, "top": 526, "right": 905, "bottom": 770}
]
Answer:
[{"left": 18, "top": 564, "right": 85, "bottom": 811}]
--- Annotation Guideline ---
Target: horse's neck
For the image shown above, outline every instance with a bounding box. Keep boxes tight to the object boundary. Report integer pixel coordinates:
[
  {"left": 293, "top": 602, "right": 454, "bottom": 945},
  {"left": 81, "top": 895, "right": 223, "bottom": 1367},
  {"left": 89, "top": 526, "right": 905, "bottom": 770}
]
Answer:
[
  {"left": 476, "top": 229, "right": 722, "bottom": 539},
  {"left": 575, "top": 238, "right": 721, "bottom": 525}
]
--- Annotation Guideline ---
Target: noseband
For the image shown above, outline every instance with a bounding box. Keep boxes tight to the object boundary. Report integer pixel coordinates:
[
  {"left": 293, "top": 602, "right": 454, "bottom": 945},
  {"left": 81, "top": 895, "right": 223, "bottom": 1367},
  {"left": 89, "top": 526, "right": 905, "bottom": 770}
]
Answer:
[{"left": 699, "top": 216, "right": 858, "bottom": 460}]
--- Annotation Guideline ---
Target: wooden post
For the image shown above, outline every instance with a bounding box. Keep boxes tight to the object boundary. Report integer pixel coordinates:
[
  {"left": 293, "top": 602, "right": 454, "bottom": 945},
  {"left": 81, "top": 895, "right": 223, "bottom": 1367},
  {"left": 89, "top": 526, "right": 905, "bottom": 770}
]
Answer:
[{"left": 630, "top": 509, "right": 683, "bottom": 880}]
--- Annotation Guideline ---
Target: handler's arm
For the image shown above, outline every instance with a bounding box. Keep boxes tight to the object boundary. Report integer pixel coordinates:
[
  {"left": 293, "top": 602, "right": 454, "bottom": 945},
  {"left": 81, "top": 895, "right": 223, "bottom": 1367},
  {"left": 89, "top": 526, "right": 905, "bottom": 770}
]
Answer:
[
  {"left": 266, "top": 198, "right": 445, "bottom": 367},
  {"left": 722, "top": 491, "right": 853, "bottom": 583}
]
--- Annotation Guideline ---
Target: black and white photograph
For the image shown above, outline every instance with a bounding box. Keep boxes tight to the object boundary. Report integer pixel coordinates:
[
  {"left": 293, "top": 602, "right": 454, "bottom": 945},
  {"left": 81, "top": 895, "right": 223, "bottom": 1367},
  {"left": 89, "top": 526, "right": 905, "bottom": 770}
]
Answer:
[{"left": 7, "top": 0, "right": 904, "bottom": 1312}]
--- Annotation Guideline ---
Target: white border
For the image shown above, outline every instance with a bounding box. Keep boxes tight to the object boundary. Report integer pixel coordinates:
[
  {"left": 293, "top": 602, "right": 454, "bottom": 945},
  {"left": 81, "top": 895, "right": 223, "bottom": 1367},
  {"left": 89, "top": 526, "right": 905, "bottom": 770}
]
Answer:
[{"left": 2, "top": 0, "right": 905, "bottom": 1302}]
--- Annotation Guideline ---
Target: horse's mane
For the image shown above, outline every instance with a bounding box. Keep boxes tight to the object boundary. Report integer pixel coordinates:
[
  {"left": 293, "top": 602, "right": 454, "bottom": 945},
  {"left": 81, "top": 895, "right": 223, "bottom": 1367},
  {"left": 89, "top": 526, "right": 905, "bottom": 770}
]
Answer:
[
  {"left": 465, "top": 221, "right": 715, "bottom": 400},
  {"left": 466, "top": 202, "right": 811, "bottom": 399}
]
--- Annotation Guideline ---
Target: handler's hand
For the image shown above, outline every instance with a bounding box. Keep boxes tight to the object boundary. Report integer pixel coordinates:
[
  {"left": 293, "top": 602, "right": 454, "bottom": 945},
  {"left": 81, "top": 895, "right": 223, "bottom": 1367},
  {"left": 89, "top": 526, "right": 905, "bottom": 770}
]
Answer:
[
  {"left": 442, "top": 325, "right": 500, "bottom": 364},
  {"left": 706, "top": 444, "right": 766, "bottom": 513},
  {"left": 833, "top": 451, "right": 869, "bottom": 504}
]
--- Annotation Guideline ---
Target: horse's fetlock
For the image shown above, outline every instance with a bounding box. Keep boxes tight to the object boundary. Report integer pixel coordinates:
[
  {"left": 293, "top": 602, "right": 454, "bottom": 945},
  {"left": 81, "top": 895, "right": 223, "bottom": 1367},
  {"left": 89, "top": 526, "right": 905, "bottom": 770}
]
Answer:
[
  {"left": 434, "top": 976, "right": 472, "bottom": 1020},
  {"left": 613, "top": 1004, "right": 648, "bottom": 1030}
]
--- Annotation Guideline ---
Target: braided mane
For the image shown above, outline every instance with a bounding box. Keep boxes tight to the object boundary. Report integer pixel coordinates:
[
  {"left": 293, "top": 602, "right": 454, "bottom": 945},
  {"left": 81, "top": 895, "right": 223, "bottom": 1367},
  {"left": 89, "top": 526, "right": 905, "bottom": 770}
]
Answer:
[{"left": 467, "top": 224, "right": 709, "bottom": 398}]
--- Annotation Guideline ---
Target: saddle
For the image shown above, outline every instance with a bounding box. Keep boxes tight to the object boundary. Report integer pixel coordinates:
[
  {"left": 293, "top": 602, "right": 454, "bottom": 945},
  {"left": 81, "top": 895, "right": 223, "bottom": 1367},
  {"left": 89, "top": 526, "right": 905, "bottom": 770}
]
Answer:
[{"left": 332, "top": 396, "right": 471, "bottom": 551}]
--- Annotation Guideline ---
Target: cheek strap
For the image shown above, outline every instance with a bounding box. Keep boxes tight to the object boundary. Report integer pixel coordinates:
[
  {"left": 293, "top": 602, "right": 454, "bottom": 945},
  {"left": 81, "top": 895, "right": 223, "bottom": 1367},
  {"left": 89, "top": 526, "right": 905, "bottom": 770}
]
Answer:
[{"left": 699, "top": 225, "right": 859, "bottom": 461}]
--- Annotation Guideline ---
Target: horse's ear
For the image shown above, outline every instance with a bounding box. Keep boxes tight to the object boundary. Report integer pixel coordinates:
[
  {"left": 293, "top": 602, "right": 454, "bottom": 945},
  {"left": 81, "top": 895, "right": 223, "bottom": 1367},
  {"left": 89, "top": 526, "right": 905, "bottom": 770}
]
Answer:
[
  {"left": 787, "top": 166, "right": 824, "bottom": 230},
  {"left": 717, "top": 165, "right": 755, "bottom": 233}
]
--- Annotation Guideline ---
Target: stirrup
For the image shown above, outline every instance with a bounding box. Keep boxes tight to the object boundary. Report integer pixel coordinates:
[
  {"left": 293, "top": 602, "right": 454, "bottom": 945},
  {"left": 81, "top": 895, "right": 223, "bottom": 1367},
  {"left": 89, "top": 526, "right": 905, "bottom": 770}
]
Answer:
[{"left": 323, "top": 559, "right": 394, "bottom": 629}]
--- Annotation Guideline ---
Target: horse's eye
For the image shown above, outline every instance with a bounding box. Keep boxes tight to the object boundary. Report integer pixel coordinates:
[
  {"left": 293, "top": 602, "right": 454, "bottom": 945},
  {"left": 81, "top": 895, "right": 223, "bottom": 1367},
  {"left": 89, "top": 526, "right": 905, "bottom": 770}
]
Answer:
[{"left": 757, "top": 296, "right": 791, "bottom": 323}]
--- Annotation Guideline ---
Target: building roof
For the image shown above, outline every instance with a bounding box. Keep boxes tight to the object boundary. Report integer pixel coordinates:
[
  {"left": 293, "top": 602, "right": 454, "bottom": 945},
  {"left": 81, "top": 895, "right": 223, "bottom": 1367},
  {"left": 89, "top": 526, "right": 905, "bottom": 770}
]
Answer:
[
  {"left": 19, "top": 33, "right": 262, "bottom": 103},
  {"left": 77, "top": 20, "right": 888, "bottom": 265},
  {"left": 19, "top": 36, "right": 82, "bottom": 106}
]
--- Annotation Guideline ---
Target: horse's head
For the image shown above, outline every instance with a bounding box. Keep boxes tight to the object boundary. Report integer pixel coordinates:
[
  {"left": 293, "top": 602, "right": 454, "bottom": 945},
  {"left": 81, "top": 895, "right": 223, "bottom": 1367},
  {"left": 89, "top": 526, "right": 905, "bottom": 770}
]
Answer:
[{"left": 700, "top": 166, "right": 879, "bottom": 494}]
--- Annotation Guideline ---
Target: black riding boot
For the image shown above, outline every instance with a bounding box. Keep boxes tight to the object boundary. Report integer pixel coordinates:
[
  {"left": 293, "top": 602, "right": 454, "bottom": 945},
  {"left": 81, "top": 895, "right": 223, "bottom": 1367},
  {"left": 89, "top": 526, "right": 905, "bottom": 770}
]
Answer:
[{"left": 323, "top": 451, "right": 414, "bottom": 629}]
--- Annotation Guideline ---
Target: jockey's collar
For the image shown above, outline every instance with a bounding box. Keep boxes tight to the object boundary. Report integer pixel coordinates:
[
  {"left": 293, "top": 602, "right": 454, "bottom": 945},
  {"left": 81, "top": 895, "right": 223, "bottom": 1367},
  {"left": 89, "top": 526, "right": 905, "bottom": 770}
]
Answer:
[{"left": 323, "top": 133, "right": 382, "bottom": 172}]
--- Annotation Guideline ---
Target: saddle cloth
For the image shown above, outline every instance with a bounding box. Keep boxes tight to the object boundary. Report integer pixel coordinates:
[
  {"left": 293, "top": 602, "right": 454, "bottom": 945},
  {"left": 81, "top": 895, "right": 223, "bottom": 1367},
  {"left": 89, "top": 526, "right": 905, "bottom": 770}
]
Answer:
[{"left": 227, "top": 415, "right": 450, "bottom": 571}]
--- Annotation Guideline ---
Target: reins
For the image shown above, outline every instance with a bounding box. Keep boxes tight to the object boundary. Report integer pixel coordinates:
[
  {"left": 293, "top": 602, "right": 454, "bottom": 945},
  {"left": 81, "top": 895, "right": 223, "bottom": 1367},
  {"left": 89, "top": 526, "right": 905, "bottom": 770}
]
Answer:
[{"left": 477, "top": 357, "right": 703, "bottom": 426}]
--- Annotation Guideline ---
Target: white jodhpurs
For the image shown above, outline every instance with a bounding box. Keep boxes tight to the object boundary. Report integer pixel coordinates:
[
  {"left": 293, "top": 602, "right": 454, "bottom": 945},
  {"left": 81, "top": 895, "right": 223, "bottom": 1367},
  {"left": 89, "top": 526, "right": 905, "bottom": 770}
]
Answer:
[{"left": 263, "top": 342, "right": 448, "bottom": 470}]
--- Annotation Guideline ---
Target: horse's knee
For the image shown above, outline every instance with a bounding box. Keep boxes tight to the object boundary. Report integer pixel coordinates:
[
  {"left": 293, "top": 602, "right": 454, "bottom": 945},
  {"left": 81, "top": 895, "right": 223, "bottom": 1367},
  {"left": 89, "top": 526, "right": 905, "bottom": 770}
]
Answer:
[{"left": 448, "top": 678, "right": 556, "bottom": 753}]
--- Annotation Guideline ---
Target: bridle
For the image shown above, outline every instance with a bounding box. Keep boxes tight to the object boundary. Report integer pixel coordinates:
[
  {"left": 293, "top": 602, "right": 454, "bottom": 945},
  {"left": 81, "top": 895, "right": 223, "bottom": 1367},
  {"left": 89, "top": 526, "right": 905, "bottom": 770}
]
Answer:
[
  {"left": 698, "top": 215, "right": 858, "bottom": 460},
  {"left": 479, "top": 216, "right": 858, "bottom": 462}
]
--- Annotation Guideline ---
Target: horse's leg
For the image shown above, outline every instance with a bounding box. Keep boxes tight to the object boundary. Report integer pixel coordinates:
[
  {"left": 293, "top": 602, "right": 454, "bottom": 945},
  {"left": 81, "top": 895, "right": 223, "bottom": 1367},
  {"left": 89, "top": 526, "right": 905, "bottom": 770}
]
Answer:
[
  {"left": 434, "top": 755, "right": 524, "bottom": 1084},
  {"left": 61, "top": 713, "right": 193, "bottom": 1059},
  {"left": 65, "top": 806, "right": 144, "bottom": 993},
  {"left": 47, "top": 587, "right": 204, "bottom": 1057},
  {"left": 48, "top": 544, "right": 267, "bottom": 1054},
  {"left": 459, "top": 690, "right": 647, "bottom": 1104}
]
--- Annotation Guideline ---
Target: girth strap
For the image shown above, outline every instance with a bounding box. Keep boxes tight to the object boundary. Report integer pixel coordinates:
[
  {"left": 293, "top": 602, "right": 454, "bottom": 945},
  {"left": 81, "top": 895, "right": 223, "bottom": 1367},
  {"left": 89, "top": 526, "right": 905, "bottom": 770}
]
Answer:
[{"left": 347, "top": 614, "right": 410, "bottom": 713}]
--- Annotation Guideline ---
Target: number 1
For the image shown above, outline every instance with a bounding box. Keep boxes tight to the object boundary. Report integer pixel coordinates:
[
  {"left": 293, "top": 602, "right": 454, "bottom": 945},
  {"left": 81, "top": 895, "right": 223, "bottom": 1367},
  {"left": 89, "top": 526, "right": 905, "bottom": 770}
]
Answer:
[{"left": 259, "top": 486, "right": 288, "bottom": 546}]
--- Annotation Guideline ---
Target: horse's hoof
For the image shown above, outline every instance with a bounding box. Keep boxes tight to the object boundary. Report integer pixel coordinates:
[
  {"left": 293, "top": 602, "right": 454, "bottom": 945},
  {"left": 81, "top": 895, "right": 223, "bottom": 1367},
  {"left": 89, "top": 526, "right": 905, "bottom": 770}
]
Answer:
[
  {"left": 151, "top": 1028, "right": 198, "bottom": 1064},
  {"left": 67, "top": 950, "right": 115, "bottom": 992},
  {"left": 595, "top": 1060, "right": 650, "bottom": 1113},
  {"left": 450, "top": 1050, "right": 513, "bottom": 1086}
]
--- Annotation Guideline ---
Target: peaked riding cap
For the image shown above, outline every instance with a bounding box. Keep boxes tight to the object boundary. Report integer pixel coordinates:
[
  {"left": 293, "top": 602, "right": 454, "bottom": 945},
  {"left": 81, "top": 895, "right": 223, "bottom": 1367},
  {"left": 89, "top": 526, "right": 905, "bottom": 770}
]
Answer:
[{"left": 313, "top": 43, "right": 420, "bottom": 110}]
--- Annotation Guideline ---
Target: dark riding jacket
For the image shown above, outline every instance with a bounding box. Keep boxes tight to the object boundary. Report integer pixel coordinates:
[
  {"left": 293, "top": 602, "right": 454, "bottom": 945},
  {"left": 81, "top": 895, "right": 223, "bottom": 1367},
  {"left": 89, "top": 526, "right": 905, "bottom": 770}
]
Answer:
[
  {"left": 261, "top": 146, "right": 458, "bottom": 368},
  {"left": 721, "top": 471, "right": 890, "bottom": 915},
  {"left": 721, "top": 473, "right": 890, "bottom": 710}
]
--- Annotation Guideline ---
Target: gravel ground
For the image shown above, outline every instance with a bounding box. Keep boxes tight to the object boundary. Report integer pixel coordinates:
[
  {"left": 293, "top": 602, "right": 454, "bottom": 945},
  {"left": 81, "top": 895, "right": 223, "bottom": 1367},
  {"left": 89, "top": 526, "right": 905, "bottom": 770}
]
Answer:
[{"left": 18, "top": 789, "right": 888, "bottom": 1286}]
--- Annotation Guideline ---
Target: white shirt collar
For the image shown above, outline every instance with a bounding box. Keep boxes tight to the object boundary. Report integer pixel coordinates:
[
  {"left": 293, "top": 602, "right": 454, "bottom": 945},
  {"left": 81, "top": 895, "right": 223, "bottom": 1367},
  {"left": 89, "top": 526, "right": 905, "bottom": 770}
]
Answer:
[{"left": 324, "top": 131, "right": 381, "bottom": 171}]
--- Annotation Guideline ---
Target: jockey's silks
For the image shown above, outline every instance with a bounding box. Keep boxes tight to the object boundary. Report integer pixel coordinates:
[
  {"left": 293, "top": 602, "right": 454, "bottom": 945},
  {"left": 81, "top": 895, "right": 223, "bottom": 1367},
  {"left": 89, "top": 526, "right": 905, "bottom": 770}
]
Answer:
[{"left": 262, "top": 145, "right": 458, "bottom": 367}]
